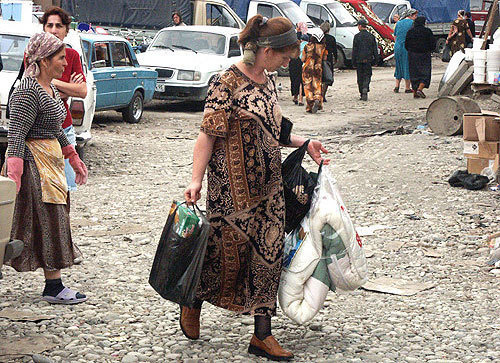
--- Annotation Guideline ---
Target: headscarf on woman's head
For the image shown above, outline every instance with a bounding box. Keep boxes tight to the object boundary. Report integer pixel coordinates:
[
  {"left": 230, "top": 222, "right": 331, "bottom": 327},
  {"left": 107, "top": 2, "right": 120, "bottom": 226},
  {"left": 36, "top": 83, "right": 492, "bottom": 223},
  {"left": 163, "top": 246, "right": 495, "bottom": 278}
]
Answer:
[
  {"left": 24, "top": 32, "right": 64, "bottom": 78},
  {"left": 414, "top": 16, "right": 426, "bottom": 27},
  {"left": 297, "top": 22, "right": 308, "bottom": 35}
]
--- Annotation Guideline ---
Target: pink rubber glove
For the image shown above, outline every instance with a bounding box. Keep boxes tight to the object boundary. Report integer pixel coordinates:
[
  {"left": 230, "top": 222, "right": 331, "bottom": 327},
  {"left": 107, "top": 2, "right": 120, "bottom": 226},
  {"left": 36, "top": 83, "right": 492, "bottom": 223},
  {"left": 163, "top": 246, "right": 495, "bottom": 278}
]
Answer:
[
  {"left": 61, "top": 145, "right": 88, "bottom": 185},
  {"left": 7, "top": 157, "right": 24, "bottom": 193}
]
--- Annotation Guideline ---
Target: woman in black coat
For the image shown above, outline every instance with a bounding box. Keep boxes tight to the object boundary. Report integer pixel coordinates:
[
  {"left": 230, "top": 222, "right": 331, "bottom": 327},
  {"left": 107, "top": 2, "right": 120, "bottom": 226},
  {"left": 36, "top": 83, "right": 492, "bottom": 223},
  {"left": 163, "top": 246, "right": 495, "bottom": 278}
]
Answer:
[
  {"left": 320, "top": 21, "right": 337, "bottom": 102},
  {"left": 289, "top": 22, "right": 308, "bottom": 105},
  {"left": 405, "top": 16, "right": 436, "bottom": 98}
]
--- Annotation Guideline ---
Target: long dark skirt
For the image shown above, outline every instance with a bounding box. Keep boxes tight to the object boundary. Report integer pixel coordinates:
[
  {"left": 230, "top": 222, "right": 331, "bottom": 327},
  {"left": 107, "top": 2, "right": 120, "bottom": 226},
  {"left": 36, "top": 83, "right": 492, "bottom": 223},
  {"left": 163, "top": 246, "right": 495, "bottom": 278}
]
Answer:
[
  {"left": 5, "top": 160, "right": 81, "bottom": 272},
  {"left": 408, "top": 51, "right": 432, "bottom": 90},
  {"left": 289, "top": 57, "right": 304, "bottom": 96}
]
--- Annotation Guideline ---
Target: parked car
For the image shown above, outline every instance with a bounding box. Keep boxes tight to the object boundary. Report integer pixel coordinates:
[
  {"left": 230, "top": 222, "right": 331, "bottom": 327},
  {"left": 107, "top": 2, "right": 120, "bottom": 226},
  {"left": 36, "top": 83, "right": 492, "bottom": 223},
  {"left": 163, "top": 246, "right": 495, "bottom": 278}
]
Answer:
[
  {"left": 0, "top": 176, "right": 23, "bottom": 280},
  {"left": 0, "top": 20, "right": 95, "bottom": 163},
  {"left": 79, "top": 33, "right": 158, "bottom": 123},
  {"left": 136, "top": 26, "right": 242, "bottom": 102}
]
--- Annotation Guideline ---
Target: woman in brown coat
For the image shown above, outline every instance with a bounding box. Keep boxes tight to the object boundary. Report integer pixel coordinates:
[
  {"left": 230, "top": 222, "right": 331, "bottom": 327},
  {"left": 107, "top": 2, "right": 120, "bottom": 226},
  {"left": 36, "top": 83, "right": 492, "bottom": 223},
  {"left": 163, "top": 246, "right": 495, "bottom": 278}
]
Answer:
[
  {"left": 447, "top": 10, "right": 473, "bottom": 55},
  {"left": 302, "top": 29, "right": 327, "bottom": 113},
  {"left": 183, "top": 15, "right": 330, "bottom": 361}
]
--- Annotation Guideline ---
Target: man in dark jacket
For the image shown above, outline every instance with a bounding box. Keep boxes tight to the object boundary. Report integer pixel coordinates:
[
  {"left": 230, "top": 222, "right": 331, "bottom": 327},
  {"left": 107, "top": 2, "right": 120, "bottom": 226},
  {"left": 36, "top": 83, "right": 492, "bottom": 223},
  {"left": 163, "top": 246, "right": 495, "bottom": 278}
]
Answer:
[
  {"left": 352, "top": 19, "right": 378, "bottom": 101},
  {"left": 464, "top": 12, "right": 475, "bottom": 47}
]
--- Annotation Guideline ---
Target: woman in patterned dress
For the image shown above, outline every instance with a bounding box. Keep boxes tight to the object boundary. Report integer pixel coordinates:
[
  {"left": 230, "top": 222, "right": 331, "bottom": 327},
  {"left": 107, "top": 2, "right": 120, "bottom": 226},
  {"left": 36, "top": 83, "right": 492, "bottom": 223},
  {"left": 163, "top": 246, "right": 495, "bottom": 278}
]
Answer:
[
  {"left": 302, "top": 30, "right": 327, "bottom": 113},
  {"left": 183, "top": 15, "right": 330, "bottom": 361},
  {"left": 447, "top": 10, "right": 473, "bottom": 56},
  {"left": 4, "top": 32, "right": 88, "bottom": 304}
]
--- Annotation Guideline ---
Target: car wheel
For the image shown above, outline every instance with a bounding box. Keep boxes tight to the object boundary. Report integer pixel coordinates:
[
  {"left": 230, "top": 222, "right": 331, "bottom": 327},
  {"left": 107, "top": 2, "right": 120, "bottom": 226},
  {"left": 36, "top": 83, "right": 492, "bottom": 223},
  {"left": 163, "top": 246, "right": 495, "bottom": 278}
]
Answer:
[
  {"left": 436, "top": 37, "right": 447, "bottom": 54},
  {"left": 334, "top": 47, "right": 346, "bottom": 69},
  {"left": 122, "top": 91, "right": 144, "bottom": 124}
]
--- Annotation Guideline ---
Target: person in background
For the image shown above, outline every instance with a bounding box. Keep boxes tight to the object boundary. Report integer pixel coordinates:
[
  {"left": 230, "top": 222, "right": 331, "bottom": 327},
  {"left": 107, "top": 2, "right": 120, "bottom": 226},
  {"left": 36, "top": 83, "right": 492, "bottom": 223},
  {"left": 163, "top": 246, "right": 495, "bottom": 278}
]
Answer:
[
  {"left": 172, "top": 11, "right": 186, "bottom": 26},
  {"left": 392, "top": 13, "right": 400, "bottom": 24},
  {"left": 289, "top": 22, "right": 308, "bottom": 105},
  {"left": 447, "top": 10, "right": 473, "bottom": 55},
  {"left": 4, "top": 32, "right": 88, "bottom": 304},
  {"left": 351, "top": 18, "right": 378, "bottom": 101},
  {"left": 40, "top": 7, "right": 87, "bottom": 193},
  {"left": 302, "top": 29, "right": 327, "bottom": 113},
  {"left": 183, "top": 15, "right": 329, "bottom": 361},
  {"left": 320, "top": 21, "right": 337, "bottom": 103},
  {"left": 393, "top": 9, "right": 417, "bottom": 93},
  {"left": 405, "top": 16, "right": 436, "bottom": 98},
  {"left": 464, "top": 12, "right": 475, "bottom": 48}
]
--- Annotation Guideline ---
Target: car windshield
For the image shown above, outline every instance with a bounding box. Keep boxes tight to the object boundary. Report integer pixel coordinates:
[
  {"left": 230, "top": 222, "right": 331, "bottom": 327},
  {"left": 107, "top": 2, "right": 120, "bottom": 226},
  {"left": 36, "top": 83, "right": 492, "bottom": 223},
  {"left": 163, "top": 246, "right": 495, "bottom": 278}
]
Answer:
[
  {"left": 326, "top": 2, "right": 358, "bottom": 27},
  {"left": 368, "top": 2, "right": 394, "bottom": 23},
  {"left": 278, "top": 2, "right": 313, "bottom": 26},
  {"left": 150, "top": 30, "right": 226, "bottom": 55},
  {"left": 0, "top": 34, "right": 30, "bottom": 71}
]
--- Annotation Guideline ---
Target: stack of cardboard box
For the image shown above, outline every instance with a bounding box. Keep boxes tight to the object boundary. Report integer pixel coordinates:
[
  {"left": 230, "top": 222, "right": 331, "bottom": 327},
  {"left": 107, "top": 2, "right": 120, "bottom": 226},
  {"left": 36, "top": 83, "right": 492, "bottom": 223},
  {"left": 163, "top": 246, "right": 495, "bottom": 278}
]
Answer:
[{"left": 463, "top": 111, "right": 500, "bottom": 177}]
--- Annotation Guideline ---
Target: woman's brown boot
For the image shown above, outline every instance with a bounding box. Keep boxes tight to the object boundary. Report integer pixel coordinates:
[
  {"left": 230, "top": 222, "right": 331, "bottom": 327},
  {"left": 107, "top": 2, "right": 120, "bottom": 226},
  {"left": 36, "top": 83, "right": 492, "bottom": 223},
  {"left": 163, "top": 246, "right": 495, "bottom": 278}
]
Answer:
[
  {"left": 248, "top": 334, "right": 294, "bottom": 361},
  {"left": 179, "top": 305, "right": 201, "bottom": 340}
]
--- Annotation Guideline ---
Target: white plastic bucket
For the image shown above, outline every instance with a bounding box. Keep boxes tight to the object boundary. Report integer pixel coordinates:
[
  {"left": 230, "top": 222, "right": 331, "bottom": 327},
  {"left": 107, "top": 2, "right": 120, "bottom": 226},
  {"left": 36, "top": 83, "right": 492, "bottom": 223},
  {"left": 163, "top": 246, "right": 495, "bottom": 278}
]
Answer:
[
  {"left": 473, "top": 38, "right": 484, "bottom": 49},
  {"left": 474, "top": 50, "right": 487, "bottom": 60},
  {"left": 490, "top": 43, "right": 500, "bottom": 50},
  {"left": 474, "top": 60, "right": 486, "bottom": 70},
  {"left": 474, "top": 73, "right": 486, "bottom": 83},
  {"left": 487, "top": 49, "right": 500, "bottom": 61}
]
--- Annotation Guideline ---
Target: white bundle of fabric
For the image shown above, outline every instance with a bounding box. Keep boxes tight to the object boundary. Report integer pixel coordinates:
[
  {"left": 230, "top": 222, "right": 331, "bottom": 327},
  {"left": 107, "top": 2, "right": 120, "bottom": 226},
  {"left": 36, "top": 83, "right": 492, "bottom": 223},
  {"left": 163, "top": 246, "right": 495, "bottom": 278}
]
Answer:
[{"left": 279, "top": 166, "right": 368, "bottom": 324}]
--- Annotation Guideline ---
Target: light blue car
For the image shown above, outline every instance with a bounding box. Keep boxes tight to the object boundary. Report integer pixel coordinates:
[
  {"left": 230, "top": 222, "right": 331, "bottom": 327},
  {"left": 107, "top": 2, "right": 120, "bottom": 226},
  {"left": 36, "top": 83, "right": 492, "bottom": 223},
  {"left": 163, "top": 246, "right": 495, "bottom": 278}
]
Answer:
[{"left": 80, "top": 34, "right": 157, "bottom": 123}]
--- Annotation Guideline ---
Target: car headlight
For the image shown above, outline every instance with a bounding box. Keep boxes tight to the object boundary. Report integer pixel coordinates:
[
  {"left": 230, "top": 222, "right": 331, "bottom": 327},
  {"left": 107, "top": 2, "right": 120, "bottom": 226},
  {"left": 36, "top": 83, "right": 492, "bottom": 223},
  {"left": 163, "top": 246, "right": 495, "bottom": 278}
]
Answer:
[{"left": 177, "top": 70, "right": 201, "bottom": 81}]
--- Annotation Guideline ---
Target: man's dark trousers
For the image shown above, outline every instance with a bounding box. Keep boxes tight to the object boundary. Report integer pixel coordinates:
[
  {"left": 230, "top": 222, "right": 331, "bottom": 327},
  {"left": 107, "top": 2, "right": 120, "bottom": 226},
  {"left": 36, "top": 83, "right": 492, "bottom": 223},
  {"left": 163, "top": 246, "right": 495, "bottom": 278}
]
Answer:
[{"left": 356, "top": 62, "right": 372, "bottom": 95}]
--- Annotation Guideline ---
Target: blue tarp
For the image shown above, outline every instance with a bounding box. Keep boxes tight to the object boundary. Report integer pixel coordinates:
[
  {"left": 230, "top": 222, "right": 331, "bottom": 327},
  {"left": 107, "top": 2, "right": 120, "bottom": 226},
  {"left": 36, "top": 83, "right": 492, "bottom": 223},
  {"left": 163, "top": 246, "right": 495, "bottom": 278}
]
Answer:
[
  {"left": 225, "top": 0, "right": 251, "bottom": 21},
  {"left": 410, "top": 0, "right": 470, "bottom": 24}
]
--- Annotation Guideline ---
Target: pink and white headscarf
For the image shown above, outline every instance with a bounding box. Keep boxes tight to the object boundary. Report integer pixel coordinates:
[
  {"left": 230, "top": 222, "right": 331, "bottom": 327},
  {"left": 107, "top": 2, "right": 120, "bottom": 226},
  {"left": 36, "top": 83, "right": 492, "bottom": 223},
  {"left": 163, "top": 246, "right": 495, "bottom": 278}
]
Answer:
[
  {"left": 297, "top": 22, "right": 308, "bottom": 35},
  {"left": 23, "top": 32, "right": 64, "bottom": 78}
]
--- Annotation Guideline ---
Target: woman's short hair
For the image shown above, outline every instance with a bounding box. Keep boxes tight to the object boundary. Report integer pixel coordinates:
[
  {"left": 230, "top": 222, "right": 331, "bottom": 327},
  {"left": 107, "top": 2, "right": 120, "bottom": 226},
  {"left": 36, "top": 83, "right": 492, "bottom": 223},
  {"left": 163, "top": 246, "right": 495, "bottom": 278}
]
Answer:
[
  {"left": 239, "top": 15, "right": 300, "bottom": 55},
  {"left": 40, "top": 7, "right": 72, "bottom": 31}
]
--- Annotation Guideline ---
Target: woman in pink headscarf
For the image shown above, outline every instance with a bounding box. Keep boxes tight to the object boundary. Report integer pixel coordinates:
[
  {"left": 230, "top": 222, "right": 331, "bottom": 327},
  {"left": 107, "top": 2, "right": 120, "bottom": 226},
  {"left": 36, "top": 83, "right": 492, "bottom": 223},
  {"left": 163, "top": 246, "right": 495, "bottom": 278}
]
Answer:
[{"left": 3, "top": 32, "right": 88, "bottom": 304}]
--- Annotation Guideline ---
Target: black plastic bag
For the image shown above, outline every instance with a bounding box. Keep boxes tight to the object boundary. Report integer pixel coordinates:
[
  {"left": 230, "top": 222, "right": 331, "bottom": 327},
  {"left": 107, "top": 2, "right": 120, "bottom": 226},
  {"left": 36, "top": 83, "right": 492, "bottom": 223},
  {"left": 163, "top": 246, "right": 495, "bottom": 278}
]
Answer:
[
  {"left": 149, "top": 201, "right": 209, "bottom": 307},
  {"left": 322, "top": 60, "right": 333, "bottom": 86},
  {"left": 282, "top": 140, "right": 322, "bottom": 233},
  {"left": 442, "top": 44, "right": 451, "bottom": 63},
  {"left": 448, "top": 170, "right": 489, "bottom": 190}
]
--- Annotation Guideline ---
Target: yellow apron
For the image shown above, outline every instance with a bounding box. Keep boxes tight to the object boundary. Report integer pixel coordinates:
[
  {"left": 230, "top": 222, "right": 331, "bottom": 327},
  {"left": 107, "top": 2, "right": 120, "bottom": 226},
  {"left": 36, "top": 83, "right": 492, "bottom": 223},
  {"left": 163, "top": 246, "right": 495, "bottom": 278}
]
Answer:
[{"left": 26, "top": 138, "right": 68, "bottom": 205}]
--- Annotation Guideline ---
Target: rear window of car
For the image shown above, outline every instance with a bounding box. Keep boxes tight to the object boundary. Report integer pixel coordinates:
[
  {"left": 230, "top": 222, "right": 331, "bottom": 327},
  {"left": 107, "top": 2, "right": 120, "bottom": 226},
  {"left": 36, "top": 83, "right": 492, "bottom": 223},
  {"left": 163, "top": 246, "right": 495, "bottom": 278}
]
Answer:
[{"left": 0, "top": 34, "right": 29, "bottom": 71}]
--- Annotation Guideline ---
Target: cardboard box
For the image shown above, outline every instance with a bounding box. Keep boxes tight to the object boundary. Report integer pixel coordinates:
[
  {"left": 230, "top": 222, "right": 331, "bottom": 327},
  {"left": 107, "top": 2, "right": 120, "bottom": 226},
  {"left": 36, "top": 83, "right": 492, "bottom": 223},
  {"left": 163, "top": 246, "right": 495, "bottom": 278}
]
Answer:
[
  {"left": 463, "top": 141, "right": 499, "bottom": 158},
  {"left": 466, "top": 155, "right": 500, "bottom": 174},
  {"left": 463, "top": 112, "right": 500, "bottom": 142}
]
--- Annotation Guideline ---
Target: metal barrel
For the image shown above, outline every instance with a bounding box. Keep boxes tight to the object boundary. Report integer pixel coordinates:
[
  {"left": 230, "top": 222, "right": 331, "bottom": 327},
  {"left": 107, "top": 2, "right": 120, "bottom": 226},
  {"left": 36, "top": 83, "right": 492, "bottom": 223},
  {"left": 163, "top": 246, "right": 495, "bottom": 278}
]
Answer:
[{"left": 426, "top": 96, "right": 481, "bottom": 136}]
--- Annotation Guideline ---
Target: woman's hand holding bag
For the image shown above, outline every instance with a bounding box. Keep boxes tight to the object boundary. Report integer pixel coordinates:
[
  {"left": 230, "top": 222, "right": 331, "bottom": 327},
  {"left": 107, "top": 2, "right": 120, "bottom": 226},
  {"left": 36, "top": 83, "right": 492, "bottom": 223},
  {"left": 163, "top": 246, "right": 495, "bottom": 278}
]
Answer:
[
  {"left": 62, "top": 145, "right": 88, "bottom": 185},
  {"left": 307, "top": 140, "right": 330, "bottom": 166},
  {"left": 7, "top": 157, "right": 24, "bottom": 193}
]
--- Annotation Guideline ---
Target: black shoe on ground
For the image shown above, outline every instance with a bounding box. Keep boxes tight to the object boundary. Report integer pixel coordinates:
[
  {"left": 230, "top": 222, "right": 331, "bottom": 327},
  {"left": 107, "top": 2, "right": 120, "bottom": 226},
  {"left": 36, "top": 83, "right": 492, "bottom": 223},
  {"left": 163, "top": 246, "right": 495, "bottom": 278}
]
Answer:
[{"left": 360, "top": 93, "right": 368, "bottom": 101}]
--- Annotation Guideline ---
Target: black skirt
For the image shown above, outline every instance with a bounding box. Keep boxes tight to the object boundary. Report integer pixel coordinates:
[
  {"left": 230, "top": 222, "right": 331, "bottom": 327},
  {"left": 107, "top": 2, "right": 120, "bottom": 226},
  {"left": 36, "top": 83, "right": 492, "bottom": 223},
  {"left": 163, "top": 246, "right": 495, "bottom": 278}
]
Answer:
[
  {"left": 289, "top": 58, "right": 304, "bottom": 96},
  {"left": 408, "top": 51, "right": 432, "bottom": 90}
]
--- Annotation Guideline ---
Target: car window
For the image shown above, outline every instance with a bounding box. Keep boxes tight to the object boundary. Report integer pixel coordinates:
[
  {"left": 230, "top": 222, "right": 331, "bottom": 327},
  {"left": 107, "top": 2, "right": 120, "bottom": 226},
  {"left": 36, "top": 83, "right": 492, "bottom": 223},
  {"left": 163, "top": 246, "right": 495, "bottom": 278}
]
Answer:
[
  {"left": 93, "top": 42, "right": 111, "bottom": 68},
  {"left": 369, "top": 2, "right": 394, "bottom": 23},
  {"left": 257, "top": 4, "right": 281, "bottom": 19},
  {"left": 150, "top": 30, "right": 227, "bottom": 55},
  {"left": 111, "top": 42, "right": 133, "bottom": 67},
  {"left": 0, "top": 34, "right": 29, "bottom": 71},
  {"left": 228, "top": 36, "right": 240, "bottom": 56},
  {"left": 82, "top": 40, "right": 92, "bottom": 66},
  {"left": 307, "top": 4, "right": 332, "bottom": 26},
  {"left": 206, "top": 4, "right": 239, "bottom": 28}
]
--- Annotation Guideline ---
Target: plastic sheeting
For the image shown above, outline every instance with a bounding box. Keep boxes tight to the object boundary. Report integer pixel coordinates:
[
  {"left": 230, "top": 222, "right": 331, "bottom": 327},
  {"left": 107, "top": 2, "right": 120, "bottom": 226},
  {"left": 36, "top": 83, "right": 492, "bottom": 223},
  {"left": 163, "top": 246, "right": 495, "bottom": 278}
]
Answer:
[
  {"left": 61, "top": 0, "right": 192, "bottom": 29},
  {"left": 225, "top": 0, "right": 250, "bottom": 21},
  {"left": 410, "top": 0, "right": 470, "bottom": 24}
]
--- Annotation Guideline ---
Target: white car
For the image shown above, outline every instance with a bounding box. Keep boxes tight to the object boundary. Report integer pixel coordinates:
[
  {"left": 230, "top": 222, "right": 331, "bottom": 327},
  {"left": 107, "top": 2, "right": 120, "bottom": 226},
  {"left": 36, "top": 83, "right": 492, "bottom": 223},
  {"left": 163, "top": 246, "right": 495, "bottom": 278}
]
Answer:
[
  {"left": 0, "top": 20, "right": 96, "bottom": 162},
  {"left": 136, "top": 25, "right": 243, "bottom": 102}
]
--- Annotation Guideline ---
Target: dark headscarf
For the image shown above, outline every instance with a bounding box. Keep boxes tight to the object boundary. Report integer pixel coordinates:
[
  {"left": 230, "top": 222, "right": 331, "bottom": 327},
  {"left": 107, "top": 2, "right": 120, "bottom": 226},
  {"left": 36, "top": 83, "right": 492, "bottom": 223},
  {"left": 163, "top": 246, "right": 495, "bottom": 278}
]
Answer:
[{"left": 414, "top": 16, "right": 426, "bottom": 27}]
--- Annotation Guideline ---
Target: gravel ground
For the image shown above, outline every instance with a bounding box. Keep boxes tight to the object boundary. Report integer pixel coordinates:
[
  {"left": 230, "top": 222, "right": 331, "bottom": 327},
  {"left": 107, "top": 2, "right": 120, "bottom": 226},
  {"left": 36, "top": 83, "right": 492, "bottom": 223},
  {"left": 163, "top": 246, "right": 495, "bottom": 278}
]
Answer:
[{"left": 1, "top": 59, "right": 499, "bottom": 362}]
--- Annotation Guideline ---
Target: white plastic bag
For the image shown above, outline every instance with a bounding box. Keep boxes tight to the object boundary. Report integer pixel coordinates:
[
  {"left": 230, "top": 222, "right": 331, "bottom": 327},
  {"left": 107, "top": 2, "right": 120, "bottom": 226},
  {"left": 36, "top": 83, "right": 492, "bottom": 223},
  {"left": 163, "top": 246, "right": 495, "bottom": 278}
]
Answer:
[{"left": 278, "top": 166, "right": 368, "bottom": 324}]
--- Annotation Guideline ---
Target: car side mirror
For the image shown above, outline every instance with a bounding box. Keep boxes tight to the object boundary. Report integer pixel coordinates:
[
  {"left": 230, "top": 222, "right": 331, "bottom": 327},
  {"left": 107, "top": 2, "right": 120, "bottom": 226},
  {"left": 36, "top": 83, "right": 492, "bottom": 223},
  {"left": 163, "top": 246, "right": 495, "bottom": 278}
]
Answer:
[{"left": 228, "top": 49, "right": 241, "bottom": 58}]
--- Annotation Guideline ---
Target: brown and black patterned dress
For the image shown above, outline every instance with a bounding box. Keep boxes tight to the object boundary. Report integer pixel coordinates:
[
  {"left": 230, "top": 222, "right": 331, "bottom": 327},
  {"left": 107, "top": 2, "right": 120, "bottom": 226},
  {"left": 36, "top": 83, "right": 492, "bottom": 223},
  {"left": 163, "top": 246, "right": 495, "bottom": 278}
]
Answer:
[{"left": 197, "top": 65, "right": 286, "bottom": 316}]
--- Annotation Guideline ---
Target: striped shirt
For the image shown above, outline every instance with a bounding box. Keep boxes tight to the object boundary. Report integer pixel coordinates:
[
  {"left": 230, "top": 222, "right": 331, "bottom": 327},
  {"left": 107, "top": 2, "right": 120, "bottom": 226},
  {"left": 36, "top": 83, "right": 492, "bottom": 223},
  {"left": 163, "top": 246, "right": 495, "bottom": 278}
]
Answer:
[{"left": 8, "top": 76, "right": 70, "bottom": 160}]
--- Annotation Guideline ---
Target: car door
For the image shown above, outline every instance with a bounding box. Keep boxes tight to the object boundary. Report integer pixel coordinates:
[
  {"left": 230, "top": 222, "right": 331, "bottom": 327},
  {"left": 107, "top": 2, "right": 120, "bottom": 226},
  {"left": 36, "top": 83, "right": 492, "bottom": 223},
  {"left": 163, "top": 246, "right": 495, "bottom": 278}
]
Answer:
[
  {"left": 91, "top": 42, "right": 116, "bottom": 109},
  {"left": 110, "top": 41, "right": 137, "bottom": 107}
]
